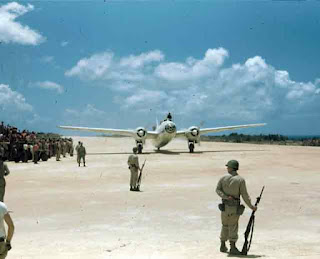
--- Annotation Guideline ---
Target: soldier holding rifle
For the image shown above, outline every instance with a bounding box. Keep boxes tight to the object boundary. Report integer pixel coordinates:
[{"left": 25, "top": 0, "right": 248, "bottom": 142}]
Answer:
[
  {"left": 127, "top": 147, "right": 141, "bottom": 191},
  {"left": 216, "top": 160, "right": 257, "bottom": 255}
]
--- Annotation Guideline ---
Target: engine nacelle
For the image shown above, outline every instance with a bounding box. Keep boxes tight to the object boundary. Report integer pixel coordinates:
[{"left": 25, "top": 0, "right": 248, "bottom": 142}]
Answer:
[
  {"left": 185, "top": 126, "right": 200, "bottom": 142},
  {"left": 135, "top": 127, "right": 147, "bottom": 142}
]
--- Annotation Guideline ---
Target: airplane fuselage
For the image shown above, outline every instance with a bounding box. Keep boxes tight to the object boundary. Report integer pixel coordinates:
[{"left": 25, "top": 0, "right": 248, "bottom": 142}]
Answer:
[{"left": 152, "top": 120, "right": 177, "bottom": 148}]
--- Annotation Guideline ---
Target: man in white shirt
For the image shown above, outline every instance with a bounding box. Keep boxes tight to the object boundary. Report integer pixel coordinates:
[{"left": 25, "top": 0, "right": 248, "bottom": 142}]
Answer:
[{"left": 0, "top": 201, "right": 14, "bottom": 258}]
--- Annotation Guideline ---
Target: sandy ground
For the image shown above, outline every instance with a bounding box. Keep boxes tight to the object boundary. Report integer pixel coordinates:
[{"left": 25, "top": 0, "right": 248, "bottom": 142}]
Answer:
[{"left": 4, "top": 136, "right": 320, "bottom": 259}]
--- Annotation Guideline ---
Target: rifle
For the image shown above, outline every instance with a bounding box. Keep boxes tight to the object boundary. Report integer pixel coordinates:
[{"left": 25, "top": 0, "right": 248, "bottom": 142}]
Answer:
[
  {"left": 136, "top": 159, "right": 146, "bottom": 191},
  {"left": 241, "top": 186, "right": 265, "bottom": 255}
]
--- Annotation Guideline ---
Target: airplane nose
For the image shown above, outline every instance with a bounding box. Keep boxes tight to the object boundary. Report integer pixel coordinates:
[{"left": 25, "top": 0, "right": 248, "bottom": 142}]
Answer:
[
  {"left": 191, "top": 128, "right": 199, "bottom": 137},
  {"left": 165, "top": 123, "right": 176, "bottom": 133}
]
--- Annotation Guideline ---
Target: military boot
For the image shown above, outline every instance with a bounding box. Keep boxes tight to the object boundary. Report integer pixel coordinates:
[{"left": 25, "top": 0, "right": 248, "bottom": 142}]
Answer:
[
  {"left": 220, "top": 241, "right": 228, "bottom": 253},
  {"left": 229, "top": 241, "right": 241, "bottom": 255},
  {"left": 84, "top": 162, "right": 86, "bottom": 167}
]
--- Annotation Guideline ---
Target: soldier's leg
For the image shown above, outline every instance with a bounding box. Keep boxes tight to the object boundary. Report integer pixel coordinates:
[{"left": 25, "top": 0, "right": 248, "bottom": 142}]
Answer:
[
  {"left": 228, "top": 214, "right": 240, "bottom": 242},
  {"left": 130, "top": 170, "right": 135, "bottom": 190},
  {"left": 132, "top": 170, "right": 138, "bottom": 189},
  {"left": 34, "top": 152, "right": 38, "bottom": 164},
  {"left": 0, "top": 242, "right": 8, "bottom": 259},
  {"left": 228, "top": 208, "right": 241, "bottom": 255},
  {"left": 220, "top": 211, "right": 229, "bottom": 243},
  {"left": 83, "top": 156, "right": 86, "bottom": 166}
]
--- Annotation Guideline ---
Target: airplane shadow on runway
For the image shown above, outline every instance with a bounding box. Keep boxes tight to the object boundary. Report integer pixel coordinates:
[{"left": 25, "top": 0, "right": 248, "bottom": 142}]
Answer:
[
  {"left": 87, "top": 149, "right": 266, "bottom": 156},
  {"left": 227, "top": 254, "right": 265, "bottom": 258}
]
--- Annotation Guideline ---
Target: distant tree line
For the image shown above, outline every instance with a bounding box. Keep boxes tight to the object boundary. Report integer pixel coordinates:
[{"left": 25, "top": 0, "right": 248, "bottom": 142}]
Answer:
[{"left": 200, "top": 133, "right": 320, "bottom": 147}]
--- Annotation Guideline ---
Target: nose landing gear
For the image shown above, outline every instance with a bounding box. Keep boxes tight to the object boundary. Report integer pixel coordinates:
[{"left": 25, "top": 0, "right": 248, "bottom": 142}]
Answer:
[{"left": 188, "top": 141, "right": 195, "bottom": 153}]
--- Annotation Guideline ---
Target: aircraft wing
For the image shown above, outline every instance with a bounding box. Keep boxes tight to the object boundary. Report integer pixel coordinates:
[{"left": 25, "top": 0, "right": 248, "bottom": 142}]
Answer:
[
  {"left": 58, "top": 126, "right": 158, "bottom": 139},
  {"left": 176, "top": 123, "right": 266, "bottom": 137}
]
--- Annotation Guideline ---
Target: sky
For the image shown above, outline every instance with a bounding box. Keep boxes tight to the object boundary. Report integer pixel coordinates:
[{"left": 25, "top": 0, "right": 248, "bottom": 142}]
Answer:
[{"left": 0, "top": 0, "right": 320, "bottom": 136}]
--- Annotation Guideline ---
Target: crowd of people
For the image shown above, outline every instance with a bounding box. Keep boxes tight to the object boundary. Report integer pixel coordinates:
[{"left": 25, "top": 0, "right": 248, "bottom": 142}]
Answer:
[
  {"left": 0, "top": 121, "right": 74, "bottom": 163},
  {"left": 0, "top": 121, "right": 82, "bottom": 257}
]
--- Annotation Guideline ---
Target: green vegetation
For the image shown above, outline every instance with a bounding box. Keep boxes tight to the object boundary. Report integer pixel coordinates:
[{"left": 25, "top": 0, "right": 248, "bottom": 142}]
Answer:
[{"left": 200, "top": 133, "right": 320, "bottom": 146}]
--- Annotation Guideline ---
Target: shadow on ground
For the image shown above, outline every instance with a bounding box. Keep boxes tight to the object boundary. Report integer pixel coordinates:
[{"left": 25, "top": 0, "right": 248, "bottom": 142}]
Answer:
[
  {"left": 87, "top": 149, "right": 267, "bottom": 156},
  {"left": 227, "top": 254, "right": 265, "bottom": 258}
]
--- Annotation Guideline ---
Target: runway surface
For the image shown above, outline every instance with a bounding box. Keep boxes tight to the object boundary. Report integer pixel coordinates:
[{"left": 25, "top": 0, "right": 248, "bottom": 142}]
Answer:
[{"left": 6, "top": 137, "right": 320, "bottom": 258}]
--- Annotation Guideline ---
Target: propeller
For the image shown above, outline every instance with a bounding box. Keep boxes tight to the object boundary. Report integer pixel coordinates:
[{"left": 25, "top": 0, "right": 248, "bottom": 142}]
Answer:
[{"left": 197, "top": 120, "right": 206, "bottom": 146}]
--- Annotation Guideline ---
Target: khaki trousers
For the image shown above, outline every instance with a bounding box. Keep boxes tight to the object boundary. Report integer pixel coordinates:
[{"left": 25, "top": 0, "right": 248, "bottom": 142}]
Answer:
[
  {"left": 78, "top": 155, "right": 85, "bottom": 164},
  {"left": 56, "top": 150, "right": 60, "bottom": 161},
  {"left": 0, "top": 242, "right": 7, "bottom": 259},
  {"left": 130, "top": 168, "right": 138, "bottom": 188},
  {"left": 220, "top": 205, "right": 240, "bottom": 242}
]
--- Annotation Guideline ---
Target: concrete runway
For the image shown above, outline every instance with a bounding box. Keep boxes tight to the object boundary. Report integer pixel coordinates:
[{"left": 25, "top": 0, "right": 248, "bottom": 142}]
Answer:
[{"left": 5, "top": 137, "right": 320, "bottom": 258}]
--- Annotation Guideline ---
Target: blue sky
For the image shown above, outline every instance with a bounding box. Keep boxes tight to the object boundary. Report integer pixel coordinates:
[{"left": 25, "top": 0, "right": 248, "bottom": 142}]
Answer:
[{"left": 0, "top": 0, "right": 320, "bottom": 135}]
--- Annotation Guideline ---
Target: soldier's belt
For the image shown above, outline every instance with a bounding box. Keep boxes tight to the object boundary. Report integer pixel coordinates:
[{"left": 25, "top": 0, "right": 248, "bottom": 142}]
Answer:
[{"left": 222, "top": 199, "right": 240, "bottom": 206}]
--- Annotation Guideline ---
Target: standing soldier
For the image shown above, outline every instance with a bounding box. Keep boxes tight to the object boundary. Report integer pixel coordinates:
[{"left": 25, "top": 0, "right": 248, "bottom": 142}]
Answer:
[
  {"left": 77, "top": 142, "right": 86, "bottom": 167},
  {"left": 69, "top": 139, "right": 74, "bottom": 157},
  {"left": 56, "top": 140, "right": 61, "bottom": 161},
  {"left": 75, "top": 141, "right": 80, "bottom": 165},
  {"left": 0, "top": 157, "right": 10, "bottom": 202},
  {"left": 44, "top": 140, "right": 50, "bottom": 159},
  {"left": 61, "top": 140, "right": 67, "bottom": 158},
  {"left": 127, "top": 147, "right": 141, "bottom": 191},
  {"left": 33, "top": 142, "right": 39, "bottom": 164},
  {"left": 216, "top": 160, "right": 257, "bottom": 255}
]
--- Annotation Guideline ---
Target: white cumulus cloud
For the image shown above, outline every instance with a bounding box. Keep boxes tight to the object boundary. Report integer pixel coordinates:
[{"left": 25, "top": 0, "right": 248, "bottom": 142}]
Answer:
[
  {"left": 154, "top": 47, "right": 228, "bottom": 81},
  {"left": 119, "top": 50, "right": 164, "bottom": 69},
  {"left": 0, "top": 83, "right": 33, "bottom": 111},
  {"left": 65, "top": 50, "right": 164, "bottom": 84},
  {"left": 121, "top": 89, "right": 168, "bottom": 109},
  {"left": 62, "top": 104, "right": 115, "bottom": 129},
  {"left": 65, "top": 52, "right": 114, "bottom": 80},
  {"left": 32, "top": 81, "right": 64, "bottom": 94},
  {"left": 0, "top": 84, "right": 37, "bottom": 127},
  {"left": 65, "top": 48, "right": 320, "bottom": 123},
  {"left": 0, "top": 2, "right": 45, "bottom": 45}
]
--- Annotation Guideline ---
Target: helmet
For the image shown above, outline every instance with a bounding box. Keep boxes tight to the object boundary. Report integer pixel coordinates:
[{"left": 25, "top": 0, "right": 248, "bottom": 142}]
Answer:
[
  {"left": 132, "top": 147, "right": 138, "bottom": 153},
  {"left": 226, "top": 160, "right": 239, "bottom": 170}
]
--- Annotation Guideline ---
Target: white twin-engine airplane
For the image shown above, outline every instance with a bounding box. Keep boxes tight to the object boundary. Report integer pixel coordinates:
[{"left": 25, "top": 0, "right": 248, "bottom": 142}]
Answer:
[{"left": 59, "top": 113, "right": 266, "bottom": 153}]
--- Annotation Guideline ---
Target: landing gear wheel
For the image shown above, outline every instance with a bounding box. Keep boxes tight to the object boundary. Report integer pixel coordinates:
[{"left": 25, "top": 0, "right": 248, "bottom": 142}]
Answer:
[{"left": 189, "top": 143, "right": 194, "bottom": 153}]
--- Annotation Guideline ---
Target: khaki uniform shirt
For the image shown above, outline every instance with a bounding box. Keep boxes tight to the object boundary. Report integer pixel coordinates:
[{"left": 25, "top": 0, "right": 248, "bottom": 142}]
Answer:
[
  {"left": 78, "top": 146, "right": 86, "bottom": 156},
  {"left": 127, "top": 154, "right": 139, "bottom": 169},
  {"left": 216, "top": 171, "right": 254, "bottom": 209}
]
